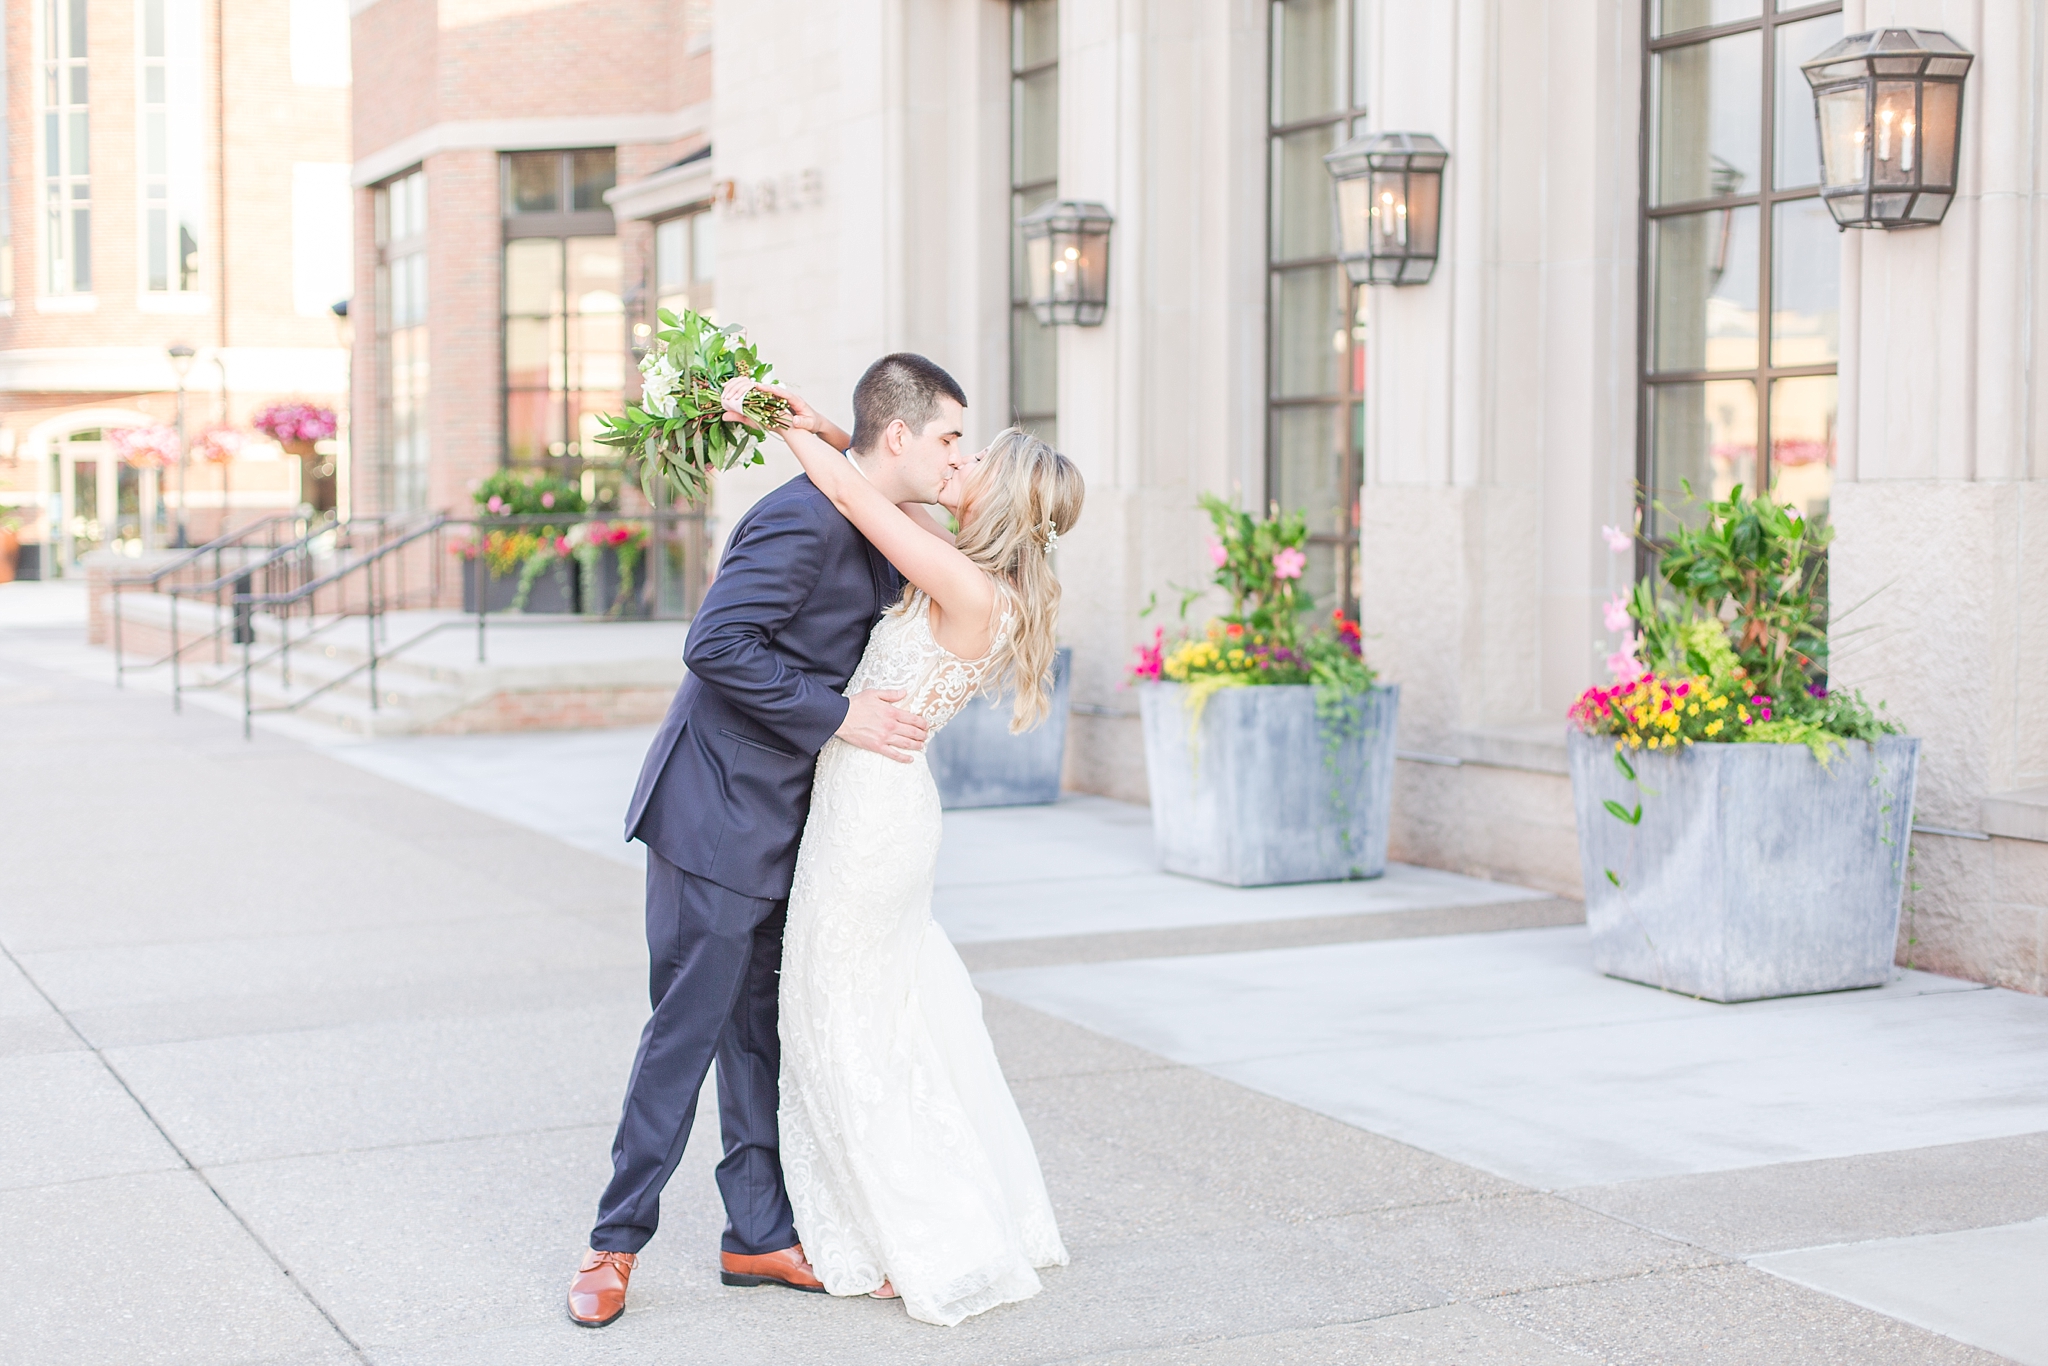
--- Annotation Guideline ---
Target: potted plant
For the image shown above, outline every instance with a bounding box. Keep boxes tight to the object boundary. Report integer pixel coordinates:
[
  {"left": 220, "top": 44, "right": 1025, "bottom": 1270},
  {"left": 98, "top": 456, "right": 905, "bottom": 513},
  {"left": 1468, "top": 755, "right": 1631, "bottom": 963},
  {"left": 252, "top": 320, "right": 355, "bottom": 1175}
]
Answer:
[
  {"left": 928, "top": 647, "right": 1073, "bottom": 808},
  {"left": 574, "top": 520, "right": 651, "bottom": 619},
  {"left": 456, "top": 471, "right": 586, "bottom": 613},
  {"left": 1130, "top": 496, "right": 1396, "bottom": 886},
  {"left": 1569, "top": 487, "right": 1918, "bottom": 1002}
]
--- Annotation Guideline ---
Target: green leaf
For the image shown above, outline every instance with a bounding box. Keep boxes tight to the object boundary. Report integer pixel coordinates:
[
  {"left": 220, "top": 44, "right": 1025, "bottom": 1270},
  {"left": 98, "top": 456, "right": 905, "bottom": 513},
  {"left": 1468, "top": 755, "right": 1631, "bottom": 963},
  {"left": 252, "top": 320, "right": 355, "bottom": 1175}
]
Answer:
[
  {"left": 1612, "top": 750, "right": 1636, "bottom": 782},
  {"left": 1605, "top": 869, "right": 1621, "bottom": 887},
  {"left": 1602, "top": 799, "right": 1643, "bottom": 827}
]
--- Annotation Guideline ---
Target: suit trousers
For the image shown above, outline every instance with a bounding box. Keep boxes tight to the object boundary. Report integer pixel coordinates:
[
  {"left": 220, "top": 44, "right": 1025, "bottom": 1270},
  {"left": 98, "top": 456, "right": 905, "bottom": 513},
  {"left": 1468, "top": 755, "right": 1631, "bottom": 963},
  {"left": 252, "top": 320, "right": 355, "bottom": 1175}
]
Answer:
[{"left": 589, "top": 849, "right": 797, "bottom": 1256}]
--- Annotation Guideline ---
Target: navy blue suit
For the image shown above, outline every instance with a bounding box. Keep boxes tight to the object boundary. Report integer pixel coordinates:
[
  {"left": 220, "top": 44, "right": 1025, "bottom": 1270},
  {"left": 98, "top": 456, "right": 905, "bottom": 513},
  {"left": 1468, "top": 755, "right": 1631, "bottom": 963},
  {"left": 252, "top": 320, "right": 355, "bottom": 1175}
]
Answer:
[{"left": 592, "top": 474, "right": 901, "bottom": 1256}]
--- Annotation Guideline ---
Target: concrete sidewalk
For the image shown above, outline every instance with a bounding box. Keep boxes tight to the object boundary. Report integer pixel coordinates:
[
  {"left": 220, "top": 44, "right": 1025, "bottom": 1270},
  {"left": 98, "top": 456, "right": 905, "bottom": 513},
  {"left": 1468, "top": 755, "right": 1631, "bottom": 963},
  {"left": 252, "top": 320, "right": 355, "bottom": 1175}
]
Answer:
[{"left": 3, "top": 586, "right": 2044, "bottom": 1364}]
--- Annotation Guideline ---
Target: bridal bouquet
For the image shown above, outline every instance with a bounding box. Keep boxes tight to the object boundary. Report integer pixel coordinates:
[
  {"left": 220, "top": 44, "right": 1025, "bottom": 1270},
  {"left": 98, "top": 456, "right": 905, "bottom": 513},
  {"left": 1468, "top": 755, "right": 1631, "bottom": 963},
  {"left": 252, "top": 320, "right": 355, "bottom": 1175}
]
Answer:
[{"left": 594, "top": 308, "right": 793, "bottom": 505}]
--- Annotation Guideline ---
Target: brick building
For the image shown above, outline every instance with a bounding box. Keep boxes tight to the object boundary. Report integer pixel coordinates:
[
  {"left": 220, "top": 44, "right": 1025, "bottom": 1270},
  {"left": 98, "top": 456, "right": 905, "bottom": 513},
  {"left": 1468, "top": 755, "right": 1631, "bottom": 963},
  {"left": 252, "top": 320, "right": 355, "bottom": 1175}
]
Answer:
[
  {"left": 0, "top": 0, "right": 354, "bottom": 572},
  {"left": 345, "top": 0, "right": 711, "bottom": 519}
]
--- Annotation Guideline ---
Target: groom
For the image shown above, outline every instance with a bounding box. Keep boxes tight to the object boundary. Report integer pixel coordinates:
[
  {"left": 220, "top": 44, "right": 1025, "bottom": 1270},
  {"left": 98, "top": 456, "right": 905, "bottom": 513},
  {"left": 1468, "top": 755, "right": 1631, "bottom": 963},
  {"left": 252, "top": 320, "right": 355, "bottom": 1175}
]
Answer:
[{"left": 567, "top": 353, "right": 971, "bottom": 1327}]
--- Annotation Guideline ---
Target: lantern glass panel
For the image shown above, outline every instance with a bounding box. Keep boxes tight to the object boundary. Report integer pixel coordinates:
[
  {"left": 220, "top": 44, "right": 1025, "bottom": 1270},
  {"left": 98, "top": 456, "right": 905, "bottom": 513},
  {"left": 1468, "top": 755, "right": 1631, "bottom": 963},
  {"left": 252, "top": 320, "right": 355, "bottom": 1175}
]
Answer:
[
  {"left": 1767, "top": 373, "right": 1836, "bottom": 519},
  {"left": 1651, "top": 30, "right": 1762, "bottom": 206},
  {"left": 1654, "top": 0, "right": 1758, "bottom": 38},
  {"left": 1271, "top": 263, "right": 1347, "bottom": 398},
  {"left": 1272, "top": 125, "right": 1341, "bottom": 260},
  {"left": 1403, "top": 167, "right": 1441, "bottom": 259},
  {"left": 1367, "top": 170, "right": 1410, "bottom": 252},
  {"left": 1774, "top": 13, "right": 1842, "bottom": 188},
  {"left": 1770, "top": 198, "right": 1839, "bottom": 367},
  {"left": 1870, "top": 81, "right": 1918, "bottom": 184},
  {"left": 1651, "top": 205, "right": 1760, "bottom": 373},
  {"left": 1815, "top": 88, "right": 1868, "bottom": 189},
  {"left": 1333, "top": 174, "right": 1372, "bottom": 262},
  {"left": 1918, "top": 80, "right": 1959, "bottom": 186},
  {"left": 1908, "top": 192, "right": 1951, "bottom": 223},
  {"left": 1272, "top": 0, "right": 1342, "bottom": 124}
]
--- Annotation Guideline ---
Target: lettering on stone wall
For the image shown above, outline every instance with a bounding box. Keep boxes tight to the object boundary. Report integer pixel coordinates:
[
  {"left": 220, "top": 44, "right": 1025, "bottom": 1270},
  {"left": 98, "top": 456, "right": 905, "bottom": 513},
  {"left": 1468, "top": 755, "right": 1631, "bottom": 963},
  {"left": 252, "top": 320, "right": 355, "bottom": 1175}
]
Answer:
[{"left": 716, "top": 169, "right": 826, "bottom": 219}]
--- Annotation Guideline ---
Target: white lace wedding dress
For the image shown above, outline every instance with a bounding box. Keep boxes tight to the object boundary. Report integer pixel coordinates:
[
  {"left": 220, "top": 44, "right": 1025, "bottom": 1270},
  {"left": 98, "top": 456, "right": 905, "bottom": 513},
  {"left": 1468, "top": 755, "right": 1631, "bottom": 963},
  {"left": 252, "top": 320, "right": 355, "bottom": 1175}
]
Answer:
[{"left": 778, "top": 590, "right": 1069, "bottom": 1327}]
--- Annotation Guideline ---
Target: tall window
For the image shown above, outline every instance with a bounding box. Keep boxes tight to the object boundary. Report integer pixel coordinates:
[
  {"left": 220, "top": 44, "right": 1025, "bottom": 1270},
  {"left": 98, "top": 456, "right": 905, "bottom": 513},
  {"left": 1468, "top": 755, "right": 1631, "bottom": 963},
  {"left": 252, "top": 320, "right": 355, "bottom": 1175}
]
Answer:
[
  {"left": 502, "top": 149, "right": 622, "bottom": 477},
  {"left": 1643, "top": 1, "right": 1843, "bottom": 533},
  {"left": 138, "top": 0, "right": 204, "bottom": 294},
  {"left": 1267, "top": 0, "right": 1368, "bottom": 613},
  {"left": 374, "top": 169, "right": 428, "bottom": 512},
  {"left": 1010, "top": 0, "right": 1057, "bottom": 444},
  {"left": 41, "top": 0, "right": 91, "bottom": 294},
  {"left": 652, "top": 206, "right": 714, "bottom": 322}
]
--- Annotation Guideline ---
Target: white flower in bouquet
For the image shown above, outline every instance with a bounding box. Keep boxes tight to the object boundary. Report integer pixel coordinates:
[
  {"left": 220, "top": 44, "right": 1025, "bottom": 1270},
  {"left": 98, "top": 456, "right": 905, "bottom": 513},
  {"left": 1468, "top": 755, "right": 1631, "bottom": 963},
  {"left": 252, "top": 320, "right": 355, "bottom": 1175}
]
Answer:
[{"left": 638, "top": 349, "right": 684, "bottom": 419}]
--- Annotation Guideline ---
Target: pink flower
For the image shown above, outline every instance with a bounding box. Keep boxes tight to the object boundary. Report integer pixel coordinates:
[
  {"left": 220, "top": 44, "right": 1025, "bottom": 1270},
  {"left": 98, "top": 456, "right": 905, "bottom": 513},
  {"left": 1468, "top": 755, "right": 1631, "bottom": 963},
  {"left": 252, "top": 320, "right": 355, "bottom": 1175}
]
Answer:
[
  {"left": 1601, "top": 524, "right": 1632, "bottom": 553},
  {"left": 1207, "top": 540, "right": 1227, "bottom": 568},
  {"left": 1606, "top": 633, "right": 1645, "bottom": 685},
  {"left": 487, "top": 496, "right": 506, "bottom": 513},
  {"left": 541, "top": 492, "right": 556, "bottom": 509},
  {"left": 555, "top": 536, "right": 572, "bottom": 555},
  {"left": 1272, "top": 547, "right": 1307, "bottom": 580},
  {"left": 1601, "top": 593, "right": 1631, "bottom": 633}
]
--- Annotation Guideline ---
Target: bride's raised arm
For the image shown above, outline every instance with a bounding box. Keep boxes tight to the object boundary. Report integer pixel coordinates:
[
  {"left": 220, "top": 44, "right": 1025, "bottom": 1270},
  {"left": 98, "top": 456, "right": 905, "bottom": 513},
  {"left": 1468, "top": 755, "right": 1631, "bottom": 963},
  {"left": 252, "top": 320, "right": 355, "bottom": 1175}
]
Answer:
[{"left": 726, "top": 382, "right": 995, "bottom": 652}]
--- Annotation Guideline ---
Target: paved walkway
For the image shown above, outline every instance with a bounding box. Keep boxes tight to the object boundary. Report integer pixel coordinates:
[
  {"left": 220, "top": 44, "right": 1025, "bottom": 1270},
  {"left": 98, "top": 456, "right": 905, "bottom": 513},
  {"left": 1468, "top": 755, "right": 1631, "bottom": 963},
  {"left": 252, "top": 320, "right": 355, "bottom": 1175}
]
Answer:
[{"left": 4, "top": 580, "right": 2045, "bottom": 1364}]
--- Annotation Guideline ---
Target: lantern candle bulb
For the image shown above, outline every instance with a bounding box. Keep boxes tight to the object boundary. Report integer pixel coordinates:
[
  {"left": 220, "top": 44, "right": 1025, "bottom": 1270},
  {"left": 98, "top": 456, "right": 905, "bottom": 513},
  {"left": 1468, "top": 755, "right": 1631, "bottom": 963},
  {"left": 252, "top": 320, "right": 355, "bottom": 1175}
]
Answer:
[
  {"left": 1878, "top": 108, "right": 1892, "bottom": 162},
  {"left": 1902, "top": 118, "right": 1915, "bottom": 172}
]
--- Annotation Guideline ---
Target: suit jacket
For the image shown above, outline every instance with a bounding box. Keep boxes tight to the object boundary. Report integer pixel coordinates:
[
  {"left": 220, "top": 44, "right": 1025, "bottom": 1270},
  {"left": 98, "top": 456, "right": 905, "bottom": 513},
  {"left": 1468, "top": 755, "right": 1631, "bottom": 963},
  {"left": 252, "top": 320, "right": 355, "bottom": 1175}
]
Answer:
[{"left": 626, "top": 474, "right": 904, "bottom": 899}]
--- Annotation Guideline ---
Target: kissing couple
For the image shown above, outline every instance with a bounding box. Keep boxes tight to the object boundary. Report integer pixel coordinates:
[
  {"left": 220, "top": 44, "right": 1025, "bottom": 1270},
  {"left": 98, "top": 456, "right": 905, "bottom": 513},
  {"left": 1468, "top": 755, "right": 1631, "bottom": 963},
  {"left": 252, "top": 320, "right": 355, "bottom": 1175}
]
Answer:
[{"left": 567, "top": 353, "right": 1084, "bottom": 1328}]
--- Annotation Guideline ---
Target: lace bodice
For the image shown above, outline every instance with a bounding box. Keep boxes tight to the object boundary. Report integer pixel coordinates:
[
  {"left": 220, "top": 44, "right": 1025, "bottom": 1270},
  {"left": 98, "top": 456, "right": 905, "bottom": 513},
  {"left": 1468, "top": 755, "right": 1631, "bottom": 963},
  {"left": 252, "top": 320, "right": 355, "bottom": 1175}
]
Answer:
[{"left": 844, "top": 591, "right": 1013, "bottom": 734}]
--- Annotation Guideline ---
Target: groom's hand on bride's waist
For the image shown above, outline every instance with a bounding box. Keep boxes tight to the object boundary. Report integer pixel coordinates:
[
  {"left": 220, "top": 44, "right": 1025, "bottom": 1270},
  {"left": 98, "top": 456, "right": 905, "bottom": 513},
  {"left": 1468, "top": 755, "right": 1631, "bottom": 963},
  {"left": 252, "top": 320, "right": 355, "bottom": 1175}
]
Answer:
[{"left": 836, "top": 689, "right": 928, "bottom": 763}]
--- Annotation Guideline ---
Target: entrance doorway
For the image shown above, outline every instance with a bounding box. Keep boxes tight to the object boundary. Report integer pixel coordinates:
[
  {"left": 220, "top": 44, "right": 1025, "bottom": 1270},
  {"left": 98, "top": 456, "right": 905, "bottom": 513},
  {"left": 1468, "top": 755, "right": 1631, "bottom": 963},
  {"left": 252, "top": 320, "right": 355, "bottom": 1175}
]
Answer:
[{"left": 56, "top": 433, "right": 148, "bottom": 572}]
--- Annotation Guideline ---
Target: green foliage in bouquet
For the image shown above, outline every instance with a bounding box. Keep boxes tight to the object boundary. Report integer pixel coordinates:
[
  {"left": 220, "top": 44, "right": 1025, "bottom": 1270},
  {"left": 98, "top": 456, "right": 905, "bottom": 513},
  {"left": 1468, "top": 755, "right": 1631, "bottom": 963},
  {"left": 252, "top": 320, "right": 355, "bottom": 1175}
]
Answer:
[{"left": 594, "top": 309, "right": 794, "bottom": 506}]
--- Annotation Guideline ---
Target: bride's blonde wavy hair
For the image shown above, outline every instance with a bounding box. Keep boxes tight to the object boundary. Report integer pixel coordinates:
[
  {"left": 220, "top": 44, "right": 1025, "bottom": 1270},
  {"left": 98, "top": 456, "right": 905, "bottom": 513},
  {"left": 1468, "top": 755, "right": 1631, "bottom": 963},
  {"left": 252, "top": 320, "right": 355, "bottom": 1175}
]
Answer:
[{"left": 923, "top": 428, "right": 1084, "bottom": 732}]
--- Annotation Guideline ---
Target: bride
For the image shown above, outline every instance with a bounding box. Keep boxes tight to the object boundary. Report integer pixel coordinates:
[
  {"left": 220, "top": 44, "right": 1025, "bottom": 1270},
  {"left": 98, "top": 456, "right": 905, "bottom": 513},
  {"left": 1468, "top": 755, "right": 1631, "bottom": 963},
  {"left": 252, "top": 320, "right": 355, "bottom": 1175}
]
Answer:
[{"left": 722, "top": 378, "right": 1084, "bottom": 1327}]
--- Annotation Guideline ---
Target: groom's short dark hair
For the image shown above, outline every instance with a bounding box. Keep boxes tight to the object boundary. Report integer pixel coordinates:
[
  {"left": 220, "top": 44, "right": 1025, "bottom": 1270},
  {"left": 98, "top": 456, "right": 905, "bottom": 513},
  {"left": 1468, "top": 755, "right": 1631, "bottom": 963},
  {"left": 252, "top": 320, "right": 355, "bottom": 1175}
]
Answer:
[{"left": 850, "top": 353, "right": 967, "bottom": 454}]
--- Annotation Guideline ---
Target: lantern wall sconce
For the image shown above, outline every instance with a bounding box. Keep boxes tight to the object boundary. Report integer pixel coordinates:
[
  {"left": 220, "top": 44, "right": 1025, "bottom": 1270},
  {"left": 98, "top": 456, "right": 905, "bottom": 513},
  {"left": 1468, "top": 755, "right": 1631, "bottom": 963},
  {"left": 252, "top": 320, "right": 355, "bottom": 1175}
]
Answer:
[
  {"left": 1324, "top": 131, "right": 1448, "bottom": 286},
  {"left": 1803, "top": 28, "right": 1973, "bottom": 230},
  {"left": 1019, "top": 199, "right": 1115, "bottom": 326}
]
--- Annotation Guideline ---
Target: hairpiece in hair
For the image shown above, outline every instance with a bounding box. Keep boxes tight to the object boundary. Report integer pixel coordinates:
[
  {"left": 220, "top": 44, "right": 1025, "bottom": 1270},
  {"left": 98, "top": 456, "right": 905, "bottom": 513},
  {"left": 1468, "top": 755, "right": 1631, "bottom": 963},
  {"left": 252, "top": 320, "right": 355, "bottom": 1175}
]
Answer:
[{"left": 1041, "top": 521, "right": 1060, "bottom": 554}]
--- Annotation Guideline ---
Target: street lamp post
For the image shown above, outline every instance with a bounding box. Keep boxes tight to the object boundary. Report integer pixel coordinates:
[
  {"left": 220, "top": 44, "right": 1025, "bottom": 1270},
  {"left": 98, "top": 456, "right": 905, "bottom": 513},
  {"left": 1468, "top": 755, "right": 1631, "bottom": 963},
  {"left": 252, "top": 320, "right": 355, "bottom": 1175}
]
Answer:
[{"left": 167, "top": 344, "right": 197, "bottom": 547}]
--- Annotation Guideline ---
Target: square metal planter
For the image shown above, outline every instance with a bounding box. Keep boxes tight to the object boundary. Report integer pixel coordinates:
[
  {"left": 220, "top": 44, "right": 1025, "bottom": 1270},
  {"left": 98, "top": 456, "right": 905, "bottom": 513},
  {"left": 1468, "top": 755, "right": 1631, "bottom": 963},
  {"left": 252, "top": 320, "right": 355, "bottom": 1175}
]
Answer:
[
  {"left": 1138, "top": 682, "right": 1400, "bottom": 886},
  {"left": 929, "top": 648, "right": 1071, "bottom": 809},
  {"left": 1567, "top": 729, "right": 1921, "bottom": 1002},
  {"left": 461, "top": 558, "right": 577, "bottom": 614}
]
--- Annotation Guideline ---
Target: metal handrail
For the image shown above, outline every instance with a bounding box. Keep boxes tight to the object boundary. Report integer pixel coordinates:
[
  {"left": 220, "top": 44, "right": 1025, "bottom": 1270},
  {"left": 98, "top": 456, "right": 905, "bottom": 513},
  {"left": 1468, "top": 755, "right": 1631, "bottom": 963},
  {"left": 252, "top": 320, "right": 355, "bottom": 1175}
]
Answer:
[
  {"left": 109, "top": 512, "right": 319, "bottom": 688},
  {"left": 233, "top": 515, "right": 449, "bottom": 737},
  {"left": 127, "top": 505, "right": 710, "bottom": 739}
]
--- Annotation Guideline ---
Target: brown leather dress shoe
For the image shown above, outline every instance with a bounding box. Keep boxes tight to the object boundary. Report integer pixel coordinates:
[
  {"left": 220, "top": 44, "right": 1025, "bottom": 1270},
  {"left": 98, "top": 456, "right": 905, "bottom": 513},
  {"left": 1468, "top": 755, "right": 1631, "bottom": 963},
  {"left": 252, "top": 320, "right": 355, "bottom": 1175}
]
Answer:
[
  {"left": 719, "top": 1244, "right": 827, "bottom": 1293},
  {"left": 567, "top": 1249, "right": 637, "bottom": 1327}
]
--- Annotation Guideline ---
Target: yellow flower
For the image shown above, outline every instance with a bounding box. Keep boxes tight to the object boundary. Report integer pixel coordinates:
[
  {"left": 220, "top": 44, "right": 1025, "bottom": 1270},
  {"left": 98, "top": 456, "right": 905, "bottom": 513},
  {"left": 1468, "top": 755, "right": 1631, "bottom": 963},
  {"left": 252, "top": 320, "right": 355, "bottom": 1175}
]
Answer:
[
  {"left": 1705, "top": 718, "right": 1723, "bottom": 736},
  {"left": 1687, "top": 702, "right": 1700, "bottom": 716}
]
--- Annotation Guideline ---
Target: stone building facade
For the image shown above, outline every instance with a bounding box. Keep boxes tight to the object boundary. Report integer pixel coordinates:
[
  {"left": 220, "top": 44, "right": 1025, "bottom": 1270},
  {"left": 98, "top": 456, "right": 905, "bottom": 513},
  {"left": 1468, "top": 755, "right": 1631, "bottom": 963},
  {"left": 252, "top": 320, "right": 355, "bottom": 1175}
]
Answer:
[
  {"left": 347, "top": 0, "right": 2044, "bottom": 994},
  {"left": 0, "top": 0, "right": 354, "bottom": 567}
]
